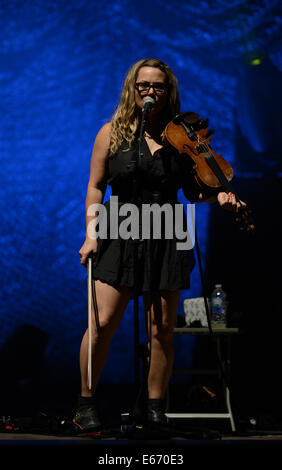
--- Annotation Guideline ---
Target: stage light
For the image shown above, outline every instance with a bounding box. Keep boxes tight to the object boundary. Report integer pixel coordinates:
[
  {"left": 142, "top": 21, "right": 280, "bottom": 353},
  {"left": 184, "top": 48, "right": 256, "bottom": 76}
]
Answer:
[
  {"left": 250, "top": 57, "right": 262, "bottom": 66},
  {"left": 247, "top": 54, "right": 266, "bottom": 66}
]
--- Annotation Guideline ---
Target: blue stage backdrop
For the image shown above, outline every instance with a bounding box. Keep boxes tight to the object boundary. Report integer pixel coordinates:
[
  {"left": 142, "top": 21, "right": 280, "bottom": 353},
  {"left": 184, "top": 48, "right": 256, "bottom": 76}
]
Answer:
[{"left": 0, "top": 0, "right": 281, "bottom": 390}]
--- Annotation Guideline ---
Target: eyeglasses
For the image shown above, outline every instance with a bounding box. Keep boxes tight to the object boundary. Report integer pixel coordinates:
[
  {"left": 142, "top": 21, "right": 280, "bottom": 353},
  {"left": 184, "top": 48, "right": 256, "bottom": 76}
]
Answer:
[{"left": 135, "top": 81, "right": 168, "bottom": 95}]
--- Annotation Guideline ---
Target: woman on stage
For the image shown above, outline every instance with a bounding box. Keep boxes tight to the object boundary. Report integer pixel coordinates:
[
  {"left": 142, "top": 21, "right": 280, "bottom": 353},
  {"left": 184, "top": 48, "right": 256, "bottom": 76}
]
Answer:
[{"left": 74, "top": 58, "right": 240, "bottom": 432}]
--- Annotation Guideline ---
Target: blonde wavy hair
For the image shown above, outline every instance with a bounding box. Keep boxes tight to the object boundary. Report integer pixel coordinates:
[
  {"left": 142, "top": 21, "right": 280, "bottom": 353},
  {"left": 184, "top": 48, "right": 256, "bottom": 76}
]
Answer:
[{"left": 109, "top": 58, "right": 180, "bottom": 155}]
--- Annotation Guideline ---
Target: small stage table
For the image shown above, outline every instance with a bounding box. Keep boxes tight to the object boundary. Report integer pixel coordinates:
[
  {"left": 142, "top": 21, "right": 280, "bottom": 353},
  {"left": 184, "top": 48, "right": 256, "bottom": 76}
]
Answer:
[{"left": 165, "top": 327, "right": 240, "bottom": 432}]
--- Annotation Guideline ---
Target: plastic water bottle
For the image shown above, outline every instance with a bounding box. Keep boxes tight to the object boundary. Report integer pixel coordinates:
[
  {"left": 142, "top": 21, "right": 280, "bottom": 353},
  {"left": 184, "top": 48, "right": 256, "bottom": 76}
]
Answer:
[{"left": 210, "top": 284, "right": 227, "bottom": 328}]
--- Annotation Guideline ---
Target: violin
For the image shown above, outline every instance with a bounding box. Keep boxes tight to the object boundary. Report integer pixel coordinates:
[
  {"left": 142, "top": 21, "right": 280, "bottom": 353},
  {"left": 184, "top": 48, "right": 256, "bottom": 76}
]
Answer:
[{"left": 162, "top": 112, "right": 255, "bottom": 233}]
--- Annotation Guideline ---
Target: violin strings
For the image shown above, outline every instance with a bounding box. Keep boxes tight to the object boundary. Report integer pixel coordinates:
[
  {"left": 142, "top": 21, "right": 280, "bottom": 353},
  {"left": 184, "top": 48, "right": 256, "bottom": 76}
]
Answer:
[
  {"left": 187, "top": 123, "right": 253, "bottom": 230},
  {"left": 190, "top": 125, "right": 241, "bottom": 202}
]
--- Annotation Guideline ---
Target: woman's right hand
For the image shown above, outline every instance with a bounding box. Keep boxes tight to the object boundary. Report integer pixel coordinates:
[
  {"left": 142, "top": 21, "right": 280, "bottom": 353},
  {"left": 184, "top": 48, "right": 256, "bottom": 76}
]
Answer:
[{"left": 79, "top": 238, "right": 98, "bottom": 267}]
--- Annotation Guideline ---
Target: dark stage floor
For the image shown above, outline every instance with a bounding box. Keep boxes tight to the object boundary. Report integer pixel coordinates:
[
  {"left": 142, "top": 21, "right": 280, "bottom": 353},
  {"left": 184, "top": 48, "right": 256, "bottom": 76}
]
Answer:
[
  {"left": 1, "top": 418, "right": 282, "bottom": 444},
  {"left": 1, "top": 383, "right": 282, "bottom": 460},
  {"left": 1, "top": 429, "right": 282, "bottom": 466},
  {"left": 1, "top": 416, "right": 282, "bottom": 468}
]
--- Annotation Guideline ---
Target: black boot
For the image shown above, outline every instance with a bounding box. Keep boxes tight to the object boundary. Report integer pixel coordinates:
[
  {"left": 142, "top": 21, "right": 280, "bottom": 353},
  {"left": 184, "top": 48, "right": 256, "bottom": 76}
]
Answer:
[
  {"left": 73, "top": 395, "right": 101, "bottom": 432},
  {"left": 147, "top": 398, "right": 168, "bottom": 425}
]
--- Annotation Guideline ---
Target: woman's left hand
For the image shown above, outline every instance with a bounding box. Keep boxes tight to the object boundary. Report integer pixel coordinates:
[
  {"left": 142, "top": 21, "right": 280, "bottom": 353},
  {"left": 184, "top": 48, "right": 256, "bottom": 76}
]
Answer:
[{"left": 217, "top": 192, "right": 246, "bottom": 212}]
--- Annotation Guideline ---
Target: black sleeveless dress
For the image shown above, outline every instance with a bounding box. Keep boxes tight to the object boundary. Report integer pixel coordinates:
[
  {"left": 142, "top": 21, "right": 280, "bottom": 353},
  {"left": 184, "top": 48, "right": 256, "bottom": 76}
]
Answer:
[{"left": 92, "top": 136, "right": 200, "bottom": 294}]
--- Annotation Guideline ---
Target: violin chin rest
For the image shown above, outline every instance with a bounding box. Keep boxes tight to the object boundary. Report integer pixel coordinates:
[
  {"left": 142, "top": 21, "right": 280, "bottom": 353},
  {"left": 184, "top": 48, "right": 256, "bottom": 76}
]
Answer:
[{"left": 172, "top": 112, "right": 199, "bottom": 125}]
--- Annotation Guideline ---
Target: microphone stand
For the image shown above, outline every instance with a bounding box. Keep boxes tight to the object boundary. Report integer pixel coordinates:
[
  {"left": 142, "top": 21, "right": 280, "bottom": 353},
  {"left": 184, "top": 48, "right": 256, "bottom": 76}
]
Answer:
[{"left": 131, "top": 99, "right": 154, "bottom": 423}]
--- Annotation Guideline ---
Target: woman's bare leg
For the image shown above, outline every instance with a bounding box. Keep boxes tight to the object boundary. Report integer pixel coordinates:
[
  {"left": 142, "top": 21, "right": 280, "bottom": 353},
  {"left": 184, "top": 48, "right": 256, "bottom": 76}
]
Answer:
[
  {"left": 143, "top": 290, "right": 181, "bottom": 399},
  {"left": 80, "top": 280, "right": 132, "bottom": 397}
]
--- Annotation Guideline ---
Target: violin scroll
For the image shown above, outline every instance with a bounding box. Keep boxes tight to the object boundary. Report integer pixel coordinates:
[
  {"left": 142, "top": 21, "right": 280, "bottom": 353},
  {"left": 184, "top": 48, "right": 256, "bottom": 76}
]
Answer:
[{"left": 236, "top": 205, "right": 255, "bottom": 234}]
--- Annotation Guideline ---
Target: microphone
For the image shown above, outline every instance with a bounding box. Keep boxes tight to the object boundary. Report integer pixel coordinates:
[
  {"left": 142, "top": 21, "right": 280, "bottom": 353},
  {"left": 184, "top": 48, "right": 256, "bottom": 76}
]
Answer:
[
  {"left": 138, "top": 97, "right": 156, "bottom": 162},
  {"left": 139, "top": 97, "right": 155, "bottom": 139},
  {"left": 142, "top": 96, "right": 155, "bottom": 114}
]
